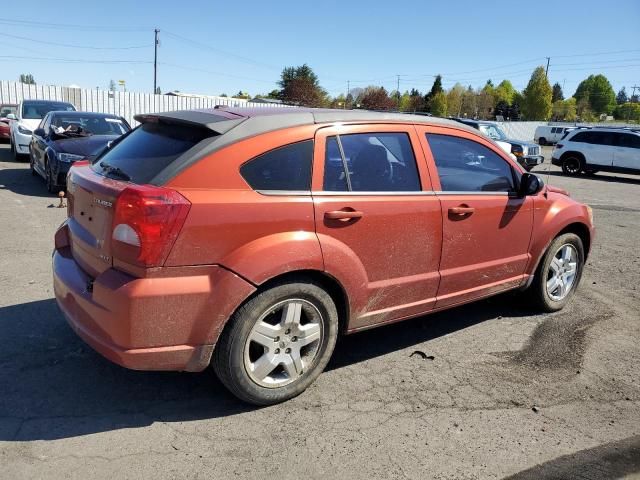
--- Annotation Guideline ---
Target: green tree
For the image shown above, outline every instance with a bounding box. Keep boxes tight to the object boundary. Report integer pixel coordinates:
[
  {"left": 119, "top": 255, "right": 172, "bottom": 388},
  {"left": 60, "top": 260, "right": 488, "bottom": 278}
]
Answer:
[
  {"left": 398, "top": 91, "right": 412, "bottom": 112},
  {"left": 477, "top": 81, "right": 496, "bottom": 119},
  {"left": 574, "top": 74, "right": 616, "bottom": 114},
  {"left": 552, "top": 98, "right": 577, "bottom": 121},
  {"left": 424, "top": 75, "right": 444, "bottom": 108},
  {"left": 429, "top": 91, "right": 447, "bottom": 117},
  {"left": 446, "top": 83, "right": 465, "bottom": 117},
  {"left": 460, "top": 85, "right": 478, "bottom": 118},
  {"left": 278, "top": 64, "right": 326, "bottom": 107},
  {"left": 616, "top": 87, "right": 628, "bottom": 105},
  {"left": 613, "top": 102, "right": 640, "bottom": 121},
  {"left": 407, "top": 88, "right": 424, "bottom": 112},
  {"left": 494, "top": 80, "right": 516, "bottom": 105},
  {"left": 267, "top": 89, "right": 280, "bottom": 99},
  {"left": 19, "top": 74, "right": 36, "bottom": 85},
  {"left": 522, "top": 66, "right": 552, "bottom": 120},
  {"left": 552, "top": 82, "right": 564, "bottom": 102}
]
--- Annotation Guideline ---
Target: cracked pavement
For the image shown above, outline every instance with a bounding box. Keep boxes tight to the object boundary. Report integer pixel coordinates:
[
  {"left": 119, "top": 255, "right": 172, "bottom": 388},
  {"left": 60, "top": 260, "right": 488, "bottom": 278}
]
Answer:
[{"left": 0, "top": 144, "right": 639, "bottom": 479}]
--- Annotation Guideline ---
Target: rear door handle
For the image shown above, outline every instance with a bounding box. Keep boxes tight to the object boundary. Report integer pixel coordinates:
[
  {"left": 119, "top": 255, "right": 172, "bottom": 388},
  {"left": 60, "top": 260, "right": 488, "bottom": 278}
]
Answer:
[
  {"left": 449, "top": 206, "right": 475, "bottom": 215},
  {"left": 325, "top": 209, "right": 363, "bottom": 220}
]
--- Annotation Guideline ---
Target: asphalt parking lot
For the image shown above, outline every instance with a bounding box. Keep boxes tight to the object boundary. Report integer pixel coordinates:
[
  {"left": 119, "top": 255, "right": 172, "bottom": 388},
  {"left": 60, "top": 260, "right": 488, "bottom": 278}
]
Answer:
[{"left": 0, "top": 143, "right": 639, "bottom": 480}]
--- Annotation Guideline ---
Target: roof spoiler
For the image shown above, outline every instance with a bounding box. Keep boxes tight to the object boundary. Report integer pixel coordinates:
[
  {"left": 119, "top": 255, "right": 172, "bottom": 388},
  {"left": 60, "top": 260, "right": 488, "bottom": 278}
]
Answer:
[{"left": 134, "top": 110, "right": 245, "bottom": 135}]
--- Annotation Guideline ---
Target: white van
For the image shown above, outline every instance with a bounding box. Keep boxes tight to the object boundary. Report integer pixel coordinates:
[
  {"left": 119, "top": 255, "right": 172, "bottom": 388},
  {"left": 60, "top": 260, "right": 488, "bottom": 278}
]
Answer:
[{"left": 535, "top": 125, "right": 572, "bottom": 146}]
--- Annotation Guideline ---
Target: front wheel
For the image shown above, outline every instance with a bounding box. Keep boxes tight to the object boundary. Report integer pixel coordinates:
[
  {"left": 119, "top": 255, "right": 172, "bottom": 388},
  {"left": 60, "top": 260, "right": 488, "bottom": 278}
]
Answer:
[
  {"left": 561, "top": 156, "right": 582, "bottom": 176},
  {"left": 46, "top": 163, "right": 56, "bottom": 193},
  {"left": 213, "top": 279, "right": 339, "bottom": 405},
  {"left": 525, "top": 233, "right": 585, "bottom": 312}
]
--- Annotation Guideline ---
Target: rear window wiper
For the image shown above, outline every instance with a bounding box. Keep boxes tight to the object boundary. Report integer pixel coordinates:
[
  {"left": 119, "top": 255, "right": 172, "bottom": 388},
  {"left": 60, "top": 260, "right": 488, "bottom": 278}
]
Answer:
[{"left": 99, "top": 161, "right": 131, "bottom": 181}]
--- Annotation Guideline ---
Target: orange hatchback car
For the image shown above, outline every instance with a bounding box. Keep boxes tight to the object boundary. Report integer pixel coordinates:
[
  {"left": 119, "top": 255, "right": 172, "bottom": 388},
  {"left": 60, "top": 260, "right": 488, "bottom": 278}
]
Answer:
[{"left": 53, "top": 108, "right": 594, "bottom": 404}]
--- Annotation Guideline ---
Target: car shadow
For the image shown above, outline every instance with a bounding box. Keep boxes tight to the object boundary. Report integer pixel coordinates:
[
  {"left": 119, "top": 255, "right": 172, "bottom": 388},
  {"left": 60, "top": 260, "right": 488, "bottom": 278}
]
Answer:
[
  {"left": 0, "top": 166, "right": 57, "bottom": 198},
  {"left": 543, "top": 170, "right": 640, "bottom": 186},
  {"left": 0, "top": 294, "right": 535, "bottom": 442}
]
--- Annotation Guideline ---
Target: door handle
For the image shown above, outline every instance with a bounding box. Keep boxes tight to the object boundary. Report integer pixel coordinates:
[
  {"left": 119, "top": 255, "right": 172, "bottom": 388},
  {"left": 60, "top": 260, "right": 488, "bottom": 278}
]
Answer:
[
  {"left": 449, "top": 206, "right": 475, "bottom": 216},
  {"left": 325, "top": 209, "right": 363, "bottom": 220}
]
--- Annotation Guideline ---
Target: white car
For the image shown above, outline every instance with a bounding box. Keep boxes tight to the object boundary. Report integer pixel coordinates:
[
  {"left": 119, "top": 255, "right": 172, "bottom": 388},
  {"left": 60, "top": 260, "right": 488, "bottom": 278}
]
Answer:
[
  {"left": 9, "top": 100, "right": 76, "bottom": 161},
  {"left": 552, "top": 127, "right": 640, "bottom": 175},
  {"left": 534, "top": 125, "right": 573, "bottom": 146}
]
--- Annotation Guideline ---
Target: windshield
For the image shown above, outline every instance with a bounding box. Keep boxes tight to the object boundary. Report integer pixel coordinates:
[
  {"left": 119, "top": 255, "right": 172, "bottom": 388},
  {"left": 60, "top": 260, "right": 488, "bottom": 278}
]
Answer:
[
  {"left": 0, "top": 105, "right": 17, "bottom": 118},
  {"left": 479, "top": 124, "right": 508, "bottom": 141},
  {"left": 22, "top": 102, "right": 75, "bottom": 120},
  {"left": 51, "top": 115, "right": 130, "bottom": 136}
]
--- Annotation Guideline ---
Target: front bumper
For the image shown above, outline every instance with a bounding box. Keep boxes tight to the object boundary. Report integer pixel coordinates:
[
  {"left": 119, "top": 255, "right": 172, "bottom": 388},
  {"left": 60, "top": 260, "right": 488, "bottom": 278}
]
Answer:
[
  {"left": 52, "top": 223, "right": 256, "bottom": 372},
  {"left": 12, "top": 129, "right": 31, "bottom": 154},
  {"left": 518, "top": 155, "right": 545, "bottom": 167},
  {"left": 52, "top": 162, "right": 72, "bottom": 187}
]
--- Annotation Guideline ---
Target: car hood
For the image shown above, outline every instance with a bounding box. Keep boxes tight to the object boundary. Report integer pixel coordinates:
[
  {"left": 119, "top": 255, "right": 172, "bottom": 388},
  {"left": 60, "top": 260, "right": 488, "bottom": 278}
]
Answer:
[
  {"left": 506, "top": 138, "right": 538, "bottom": 148},
  {"left": 52, "top": 135, "right": 120, "bottom": 157},
  {"left": 19, "top": 119, "right": 41, "bottom": 131}
]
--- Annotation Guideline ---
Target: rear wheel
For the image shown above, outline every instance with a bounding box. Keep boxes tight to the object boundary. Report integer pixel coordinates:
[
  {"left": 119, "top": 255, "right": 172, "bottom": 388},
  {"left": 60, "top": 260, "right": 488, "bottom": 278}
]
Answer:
[
  {"left": 561, "top": 155, "right": 582, "bottom": 176},
  {"left": 539, "top": 137, "right": 547, "bottom": 146},
  {"left": 213, "top": 279, "right": 339, "bottom": 405},
  {"left": 525, "top": 233, "right": 584, "bottom": 312}
]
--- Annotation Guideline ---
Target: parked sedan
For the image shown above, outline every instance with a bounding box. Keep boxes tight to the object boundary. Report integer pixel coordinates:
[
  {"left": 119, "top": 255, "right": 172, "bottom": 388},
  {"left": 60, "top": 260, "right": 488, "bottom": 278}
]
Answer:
[
  {"left": 54, "top": 108, "right": 594, "bottom": 405},
  {"left": 0, "top": 103, "right": 18, "bottom": 141},
  {"left": 30, "top": 111, "right": 130, "bottom": 192}
]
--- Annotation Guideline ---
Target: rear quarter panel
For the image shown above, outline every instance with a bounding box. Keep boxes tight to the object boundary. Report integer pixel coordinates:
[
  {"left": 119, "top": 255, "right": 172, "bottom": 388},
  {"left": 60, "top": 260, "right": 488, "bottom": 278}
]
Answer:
[{"left": 165, "top": 125, "right": 324, "bottom": 283}]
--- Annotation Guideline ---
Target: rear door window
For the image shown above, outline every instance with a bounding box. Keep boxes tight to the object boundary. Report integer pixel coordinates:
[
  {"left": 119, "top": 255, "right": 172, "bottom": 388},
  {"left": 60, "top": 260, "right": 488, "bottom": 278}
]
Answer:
[
  {"left": 426, "top": 134, "right": 516, "bottom": 192},
  {"left": 323, "top": 132, "right": 421, "bottom": 192},
  {"left": 91, "top": 122, "right": 215, "bottom": 184},
  {"left": 240, "top": 140, "right": 313, "bottom": 191}
]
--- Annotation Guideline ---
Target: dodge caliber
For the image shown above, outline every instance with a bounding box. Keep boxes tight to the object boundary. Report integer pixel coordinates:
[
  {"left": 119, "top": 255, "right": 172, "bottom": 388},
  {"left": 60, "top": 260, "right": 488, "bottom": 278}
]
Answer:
[{"left": 53, "top": 108, "right": 595, "bottom": 405}]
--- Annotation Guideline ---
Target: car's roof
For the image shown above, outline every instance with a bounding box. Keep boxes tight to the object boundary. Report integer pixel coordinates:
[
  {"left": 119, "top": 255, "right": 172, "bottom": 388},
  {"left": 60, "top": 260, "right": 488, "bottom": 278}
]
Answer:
[{"left": 135, "top": 107, "right": 478, "bottom": 137}]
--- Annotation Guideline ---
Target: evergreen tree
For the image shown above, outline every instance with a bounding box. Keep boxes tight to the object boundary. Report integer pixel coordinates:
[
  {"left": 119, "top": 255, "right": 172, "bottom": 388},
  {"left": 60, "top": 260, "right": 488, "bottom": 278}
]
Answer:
[
  {"left": 616, "top": 87, "right": 628, "bottom": 105},
  {"left": 552, "top": 83, "right": 564, "bottom": 102},
  {"left": 522, "top": 66, "right": 552, "bottom": 120}
]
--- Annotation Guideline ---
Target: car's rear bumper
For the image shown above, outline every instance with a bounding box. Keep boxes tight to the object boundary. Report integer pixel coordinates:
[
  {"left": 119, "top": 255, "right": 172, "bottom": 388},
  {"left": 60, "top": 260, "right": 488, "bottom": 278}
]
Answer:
[{"left": 52, "top": 223, "right": 256, "bottom": 372}]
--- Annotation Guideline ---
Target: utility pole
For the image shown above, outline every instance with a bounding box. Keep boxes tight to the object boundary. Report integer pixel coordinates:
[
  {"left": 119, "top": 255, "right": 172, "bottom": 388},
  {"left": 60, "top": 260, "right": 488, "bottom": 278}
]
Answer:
[
  {"left": 397, "top": 75, "right": 401, "bottom": 110},
  {"left": 545, "top": 57, "right": 550, "bottom": 78},
  {"left": 153, "top": 29, "right": 160, "bottom": 94}
]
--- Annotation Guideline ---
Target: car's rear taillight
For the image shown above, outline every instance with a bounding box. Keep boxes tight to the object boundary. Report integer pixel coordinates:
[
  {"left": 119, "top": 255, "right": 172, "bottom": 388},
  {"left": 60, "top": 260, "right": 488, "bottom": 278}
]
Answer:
[
  {"left": 112, "top": 185, "right": 190, "bottom": 267},
  {"left": 556, "top": 143, "right": 564, "bottom": 149}
]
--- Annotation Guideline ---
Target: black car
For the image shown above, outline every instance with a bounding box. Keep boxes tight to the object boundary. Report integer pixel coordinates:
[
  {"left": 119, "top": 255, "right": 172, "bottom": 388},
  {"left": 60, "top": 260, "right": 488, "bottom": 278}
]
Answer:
[{"left": 29, "top": 111, "right": 131, "bottom": 192}]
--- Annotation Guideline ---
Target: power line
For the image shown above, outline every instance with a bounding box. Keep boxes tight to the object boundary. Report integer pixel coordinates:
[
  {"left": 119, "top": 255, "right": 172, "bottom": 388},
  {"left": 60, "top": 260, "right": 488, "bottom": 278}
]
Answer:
[
  {"left": 0, "top": 17, "right": 149, "bottom": 31},
  {"left": 1, "top": 32, "right": 152, "bottom": 50},
  {"left": 160, "top": 62, "right": 277, "bottom": 85},
  {"left": 0, "top": 55, "right": 151, "bottom": 64},
  {"left": 162, "top": 31, "right": 279, "bottom": 71}
]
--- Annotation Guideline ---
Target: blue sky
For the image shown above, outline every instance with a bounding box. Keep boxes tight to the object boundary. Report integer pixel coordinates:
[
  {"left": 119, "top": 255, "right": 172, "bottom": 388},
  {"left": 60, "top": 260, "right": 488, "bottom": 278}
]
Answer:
[{"left": 1, "top": 0, "right": 639, "bottom": 98}]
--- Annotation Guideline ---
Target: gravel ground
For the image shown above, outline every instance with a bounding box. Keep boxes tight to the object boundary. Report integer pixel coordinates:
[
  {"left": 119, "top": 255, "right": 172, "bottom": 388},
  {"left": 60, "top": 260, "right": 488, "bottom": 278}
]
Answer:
[{"left": 0, "top": 144, "right": 639, "bottom": 479}]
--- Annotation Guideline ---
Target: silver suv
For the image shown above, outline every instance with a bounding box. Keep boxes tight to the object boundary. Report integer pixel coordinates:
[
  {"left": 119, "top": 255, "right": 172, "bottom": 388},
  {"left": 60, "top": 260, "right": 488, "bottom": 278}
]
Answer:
[
  {"left": 552, "top": 127, "right": 640, "bottom": 176},
  {"left": 453, "top": 118, "right": 544, "bottom": 171}
]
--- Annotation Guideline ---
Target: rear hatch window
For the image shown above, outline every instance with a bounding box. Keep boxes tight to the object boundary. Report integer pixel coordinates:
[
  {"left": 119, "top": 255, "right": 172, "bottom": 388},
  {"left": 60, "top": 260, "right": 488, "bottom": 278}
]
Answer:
[{"left": 91, "top": 122, "right": 215, "bottom": 184}]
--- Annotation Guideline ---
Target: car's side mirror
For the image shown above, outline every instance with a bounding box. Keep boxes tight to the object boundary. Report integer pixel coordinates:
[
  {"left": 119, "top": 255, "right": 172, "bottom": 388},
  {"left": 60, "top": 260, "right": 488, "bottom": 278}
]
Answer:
[
  {"left": 6, "top": 113, "right": 16, "bottom": 120},
  {"left": 519, "top": 172, "right": 544, "bottom": 197},
  {"left": 33, "top": 128, "right": 46, "bottom": 138}
]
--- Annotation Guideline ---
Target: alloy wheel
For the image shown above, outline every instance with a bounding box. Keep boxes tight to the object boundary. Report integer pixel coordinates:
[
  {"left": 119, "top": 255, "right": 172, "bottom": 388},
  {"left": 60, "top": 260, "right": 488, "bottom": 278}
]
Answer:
[
  {"left": 243, "top": 299, "right": 323, "bottom": 388},
  {"left": 562, "top": 157, "right": 581, "bottom": 175},
  {"left": 546, "top": 244, "right": 578, "bottom": 301}
]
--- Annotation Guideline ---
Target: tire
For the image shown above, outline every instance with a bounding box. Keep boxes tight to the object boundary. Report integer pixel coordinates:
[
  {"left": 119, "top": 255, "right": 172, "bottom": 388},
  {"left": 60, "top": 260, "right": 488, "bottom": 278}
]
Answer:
[
  {"left": 45, "top": 161, "right": 56, "bottom": 193},
  {"left": 561, "top": 155, "right": 582, "bottom": 176},
  {"left": 525, "top": 233, "right": 585, "bottom": 312},
  {"left": 29, "top": 150, "right": 36, "bottom": 176},
  {"left": 539, "top": 137, "right": 547, "bottom": 146},
  {"left": 213, "top": 278, "right": 339, "bottom": 405}
]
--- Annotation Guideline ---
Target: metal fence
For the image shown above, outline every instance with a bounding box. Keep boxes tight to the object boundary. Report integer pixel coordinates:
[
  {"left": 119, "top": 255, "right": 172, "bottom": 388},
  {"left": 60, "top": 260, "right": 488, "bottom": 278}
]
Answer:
[{"left": 0, "top": 81, "right": 290, "bottom": 126}]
